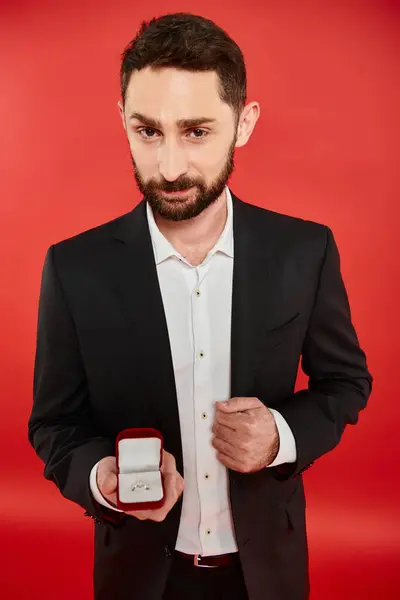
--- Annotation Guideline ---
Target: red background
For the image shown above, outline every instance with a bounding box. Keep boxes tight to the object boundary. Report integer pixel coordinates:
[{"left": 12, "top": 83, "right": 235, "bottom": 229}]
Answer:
[{"left": 1, "top": 0, "right": 398, "bottom": 597}]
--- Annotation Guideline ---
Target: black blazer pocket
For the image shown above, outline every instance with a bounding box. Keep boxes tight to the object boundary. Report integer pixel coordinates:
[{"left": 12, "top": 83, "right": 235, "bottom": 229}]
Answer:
[
  {"left": 260, "top": 311, "right": 301, "bottom": 351},
  {"left": 253, "top": 312, "right": 303, "bottom": 395}
]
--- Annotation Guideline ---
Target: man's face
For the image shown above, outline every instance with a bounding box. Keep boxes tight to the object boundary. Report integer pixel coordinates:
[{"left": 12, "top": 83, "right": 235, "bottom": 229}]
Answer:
[{"left": 119, "top": 67, "right": 239, "bottom": 221}]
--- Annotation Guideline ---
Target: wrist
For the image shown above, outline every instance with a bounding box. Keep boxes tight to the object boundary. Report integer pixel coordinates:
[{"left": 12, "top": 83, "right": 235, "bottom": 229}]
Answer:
[{"left": 266, "top": 431, "right": 280, "bottom": 466}]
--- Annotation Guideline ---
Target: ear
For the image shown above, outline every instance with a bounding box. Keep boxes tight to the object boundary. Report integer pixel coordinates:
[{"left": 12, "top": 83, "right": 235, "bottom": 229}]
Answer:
[
  {"left": 117, "top": 100, "right": 126, "bottom": 131},
  {"left": 235, "top": 101, "right": 260, "bottom": 148}
]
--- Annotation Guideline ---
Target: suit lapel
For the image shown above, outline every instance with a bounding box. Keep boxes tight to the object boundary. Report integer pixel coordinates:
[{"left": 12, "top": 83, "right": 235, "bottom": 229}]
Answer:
[
  {"left": 107, "top": 201, "right": 184, "bottom": 477},
  {"left": 230, "top": 192, "right": 279, "bottom": 399},
  {"left": 230, "top": 194, "right": 257, "bottom": 398}
]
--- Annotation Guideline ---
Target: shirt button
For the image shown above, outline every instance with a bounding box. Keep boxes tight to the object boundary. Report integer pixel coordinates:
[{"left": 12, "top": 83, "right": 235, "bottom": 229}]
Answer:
[
  {"left": 206, "top": 528, "right": 211, "bottom": 536},
  {"left": 204, "top": 473, "right": 210, "bottom": 479},
  {"left": 196, "top": 289, "right": 201, "bottom": 297},
  {"left": 199, "top": 351, "right": 205, "bottom": 359},
  {"left": 201, "top": 412, "right": 208, "bottom": 419}
]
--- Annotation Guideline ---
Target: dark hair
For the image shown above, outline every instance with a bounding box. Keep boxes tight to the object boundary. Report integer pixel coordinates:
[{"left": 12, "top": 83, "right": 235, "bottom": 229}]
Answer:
[{"left": 120, "top": 12, "right": 247, "bottom": 123}]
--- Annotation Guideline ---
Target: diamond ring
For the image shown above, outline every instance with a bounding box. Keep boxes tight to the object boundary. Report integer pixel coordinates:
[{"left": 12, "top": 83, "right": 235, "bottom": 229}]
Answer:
[{"left": 131, "top": 481, "right": 151, "bottom": 492}]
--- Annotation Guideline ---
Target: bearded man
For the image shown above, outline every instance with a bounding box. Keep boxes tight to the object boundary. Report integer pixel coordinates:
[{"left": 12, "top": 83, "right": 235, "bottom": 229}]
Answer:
[{"left": 28, "top": 12, "right": 372, "bottom": 600}]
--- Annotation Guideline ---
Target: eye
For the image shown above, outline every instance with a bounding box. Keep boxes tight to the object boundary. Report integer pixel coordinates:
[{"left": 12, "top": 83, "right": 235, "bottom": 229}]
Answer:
[
  {"left": 189, "top": 129, "right": 208, "bottom": 139},
  {"left": 137, "top": 127, "right": 159, "bottom": 140}
]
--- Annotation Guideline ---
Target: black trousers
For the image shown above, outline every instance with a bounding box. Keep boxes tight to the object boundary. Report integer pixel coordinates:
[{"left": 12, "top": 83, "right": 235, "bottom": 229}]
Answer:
[{"left": 162, "top": 552, "right": 249, "bottom": 600}]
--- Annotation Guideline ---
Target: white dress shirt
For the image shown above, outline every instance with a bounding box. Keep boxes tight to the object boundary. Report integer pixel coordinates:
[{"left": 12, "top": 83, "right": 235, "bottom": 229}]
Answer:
[{"left": 89, "top": 186, "right": 297, "bottom": 555}]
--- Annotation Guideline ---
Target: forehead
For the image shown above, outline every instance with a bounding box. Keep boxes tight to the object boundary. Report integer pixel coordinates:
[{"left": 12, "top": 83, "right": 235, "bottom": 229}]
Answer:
[{"left": 124, "top": 67, "right": 232, "bottom": 125}]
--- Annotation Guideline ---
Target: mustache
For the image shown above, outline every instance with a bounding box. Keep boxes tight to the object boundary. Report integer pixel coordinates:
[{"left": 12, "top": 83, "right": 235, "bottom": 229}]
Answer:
[{"left": 148, "top": 181, "right": 199, "bottom": 193}]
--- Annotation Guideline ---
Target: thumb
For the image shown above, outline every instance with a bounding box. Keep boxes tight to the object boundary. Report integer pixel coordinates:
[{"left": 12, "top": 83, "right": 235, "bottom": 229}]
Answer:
[
  {"left": 216, "top": 396, "right": 262, "bottom": 413},
  {"left": 101, "top": 470, "right": 117, "bottom": 495}
]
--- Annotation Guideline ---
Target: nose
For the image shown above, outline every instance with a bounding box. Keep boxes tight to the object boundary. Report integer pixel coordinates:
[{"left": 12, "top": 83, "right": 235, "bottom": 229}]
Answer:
[{"left": 158, "top": 138, "right": 189, "bottom": 182}]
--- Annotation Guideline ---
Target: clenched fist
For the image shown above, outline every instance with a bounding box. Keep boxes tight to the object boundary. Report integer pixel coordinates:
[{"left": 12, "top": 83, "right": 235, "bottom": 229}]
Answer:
[
  {"left": 96, "top": 449, "right": 184, "bottom": 522},
  {"left": 212, "top": 397, "right": 280, "bottom": 472}
]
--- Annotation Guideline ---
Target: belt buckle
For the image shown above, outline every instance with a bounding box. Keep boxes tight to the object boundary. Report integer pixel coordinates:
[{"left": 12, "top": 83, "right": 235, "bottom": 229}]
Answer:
[
  {"left": 194, "top": 554, "right": 203, "bottom": 567},
  {"left": 193, "top": 554, "right": 217, "bottom": 568}
]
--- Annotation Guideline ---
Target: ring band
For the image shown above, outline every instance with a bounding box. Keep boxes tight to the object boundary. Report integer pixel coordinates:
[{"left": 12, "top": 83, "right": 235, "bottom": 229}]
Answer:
[{"left": 131, "top": 481, "right": 151, "bottom": 492}]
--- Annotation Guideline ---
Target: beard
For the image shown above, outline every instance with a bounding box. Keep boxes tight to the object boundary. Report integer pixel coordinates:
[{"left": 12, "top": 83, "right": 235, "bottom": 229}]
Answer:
[{"left": 129, "top": 137, "right": 236, "bottom": 221}]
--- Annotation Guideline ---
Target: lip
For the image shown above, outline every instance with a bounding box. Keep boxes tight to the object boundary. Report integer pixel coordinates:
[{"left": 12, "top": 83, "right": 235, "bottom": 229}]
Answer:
[{"left": 160, "top": 187, "right": 193, "bottom": 197}]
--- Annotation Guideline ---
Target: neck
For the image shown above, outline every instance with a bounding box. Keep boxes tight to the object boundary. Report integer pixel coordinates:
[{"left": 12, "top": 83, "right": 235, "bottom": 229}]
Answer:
[{"left": 154, "top": 189, "right": 228, "bottom": 265}]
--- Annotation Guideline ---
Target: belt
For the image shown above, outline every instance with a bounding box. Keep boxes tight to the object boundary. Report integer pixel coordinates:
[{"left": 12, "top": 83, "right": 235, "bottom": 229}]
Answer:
[{"left": 174, "top": 550, "right": 240, "bottom": 568}]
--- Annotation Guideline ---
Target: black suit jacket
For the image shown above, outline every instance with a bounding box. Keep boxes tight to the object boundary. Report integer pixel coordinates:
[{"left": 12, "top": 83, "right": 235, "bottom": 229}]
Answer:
[{"left": 28, "top": 190, "right": 372, "bottom": 600}]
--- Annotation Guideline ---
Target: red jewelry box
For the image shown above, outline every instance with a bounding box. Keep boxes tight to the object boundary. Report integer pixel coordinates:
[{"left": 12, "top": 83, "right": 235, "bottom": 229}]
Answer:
[{"left": 115, "top": 427, "right": 166, "bottom": 511}]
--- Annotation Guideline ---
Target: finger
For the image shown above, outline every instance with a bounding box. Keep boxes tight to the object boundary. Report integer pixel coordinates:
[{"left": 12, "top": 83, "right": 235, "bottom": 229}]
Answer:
[
  {"left": 215, "top": 411, "right": 254, "bottom": 435},
  {"left": 214, "top": 411, "right": 240, "bottom": 428},
  {"left": 212, "top": 435, "right": 237, "bottom": 460},
  {"left": 212, "top": 423, "right": 240, "bottom": 446},
  {"left": 215, "top": 450, "right": 248, "bottom": 471},
  {"left": 107, "top": 457, "right": 118, "bottom": 474},
  {"left": 101, "top": 471, "right": 118, "bottom": 495},
  {"left": 163, "top": 472, "right": 179, "bottom": 502},
  {"left": 107, "top": 491, "right": 119, "bottom": 507},
  {"left": 172, "top": 480, "right": 184, "bottom": 506},
  {"left": 216, "top": 397, "right": 262, "bottom": 413},
  {"left": 160, "top": 450, "right": 176, "bottom": 476},
  {"left": 127, "top": 509, "right": 150, "bottom": 519},
  {"left": 175, "top": 473, "right": 185, "bottom": 496}
]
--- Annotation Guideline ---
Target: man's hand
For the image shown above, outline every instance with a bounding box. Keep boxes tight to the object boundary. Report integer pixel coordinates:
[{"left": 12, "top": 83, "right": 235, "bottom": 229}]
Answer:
[
  {"left": 211, "top": 397, "right": 279, "bottom": 473},
  {"left": 96, "top": 449, "right": 184, "bottom": 522}
]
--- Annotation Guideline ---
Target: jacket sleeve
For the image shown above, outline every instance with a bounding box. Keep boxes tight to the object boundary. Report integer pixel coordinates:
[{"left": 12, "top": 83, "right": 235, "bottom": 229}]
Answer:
[
  {"left": 273, "top": 226, "right": 373, "bottom": 480},
  {"left": 28, "top": 244, "right": 126, "bottom": 527}
]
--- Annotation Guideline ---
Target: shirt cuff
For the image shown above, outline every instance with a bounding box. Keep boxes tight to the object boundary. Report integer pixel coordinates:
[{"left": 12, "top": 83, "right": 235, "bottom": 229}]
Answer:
[
  {"left": 266, "top": 408, "right": 297, "bottom": 467},
  {"left": 89, "top": 460, "right": 124, "bottom": 512}
]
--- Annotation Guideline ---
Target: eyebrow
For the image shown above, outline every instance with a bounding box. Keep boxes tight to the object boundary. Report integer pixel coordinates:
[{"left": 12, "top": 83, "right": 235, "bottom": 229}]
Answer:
[{"left": 128, "top": 111, "right": 217, "bottom": 129}]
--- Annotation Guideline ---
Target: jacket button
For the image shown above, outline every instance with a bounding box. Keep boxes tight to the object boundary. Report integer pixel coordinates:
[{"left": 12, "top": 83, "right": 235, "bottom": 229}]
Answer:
[{"left": 164, "top": 545, "right": 172, "bottom": 557}]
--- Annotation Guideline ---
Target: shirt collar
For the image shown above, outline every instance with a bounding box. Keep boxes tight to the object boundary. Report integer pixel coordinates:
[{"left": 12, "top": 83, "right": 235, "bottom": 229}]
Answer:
[{"left": 146, "top": 185, "right": 234, "bottom": 266}]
